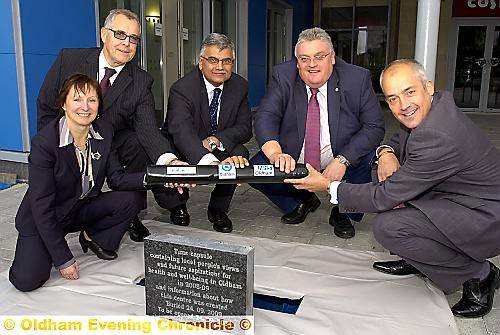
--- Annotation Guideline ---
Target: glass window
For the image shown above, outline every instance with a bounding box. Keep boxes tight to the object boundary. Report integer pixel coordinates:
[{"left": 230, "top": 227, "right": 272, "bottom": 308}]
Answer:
[{"left": 321, "top": 0, "right": 389, "bottom": 93}]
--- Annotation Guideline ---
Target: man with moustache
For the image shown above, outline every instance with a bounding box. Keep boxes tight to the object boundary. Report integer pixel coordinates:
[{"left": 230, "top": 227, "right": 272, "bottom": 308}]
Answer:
[
  {"left": 162, "top": 33, "right": 252, "bottom": 233},
  {"left": 286, "top": 59, "right": 500, "bottom": 318},
  {"left": 251, "top": 27, "right": 384, "bottom": 238},
  {"left": 37, "top": 9, "right": 189, "bottom": 242}
]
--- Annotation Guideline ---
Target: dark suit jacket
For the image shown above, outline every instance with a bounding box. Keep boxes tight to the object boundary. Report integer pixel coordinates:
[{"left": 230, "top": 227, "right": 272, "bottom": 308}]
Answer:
[
  {"left": 163, "top": 69, "right": 252, "bottom": 164},
  {"left": 339, "top": 92, "right": 500, "bottom": 260},
  {"left": 37, "top": 48, "right": 172, "bottom": 162},
  {"left": 15, "top": 117, "right": 144, "bottom": 268},
  {"left": 254, "top": 58, "right": 384, "bottom": 166}
]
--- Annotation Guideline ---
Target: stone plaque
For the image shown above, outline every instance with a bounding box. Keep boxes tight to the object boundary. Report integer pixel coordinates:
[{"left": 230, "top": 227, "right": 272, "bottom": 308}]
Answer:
[{"left": 144, "top": 234, "right": 254, "bottom": 316}]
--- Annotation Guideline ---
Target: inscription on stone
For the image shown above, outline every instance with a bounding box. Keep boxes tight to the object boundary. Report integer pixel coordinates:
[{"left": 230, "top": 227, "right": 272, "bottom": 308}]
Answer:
[{"left": 144, "top": 234, "right": 254, "bottom": 316}]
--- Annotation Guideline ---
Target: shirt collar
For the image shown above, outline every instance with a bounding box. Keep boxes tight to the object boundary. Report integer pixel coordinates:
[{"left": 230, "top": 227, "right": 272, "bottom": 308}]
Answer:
[
  {"left": 58, "top": 116, "right": 104, "bottom": 148},
  {"left": 99, "top": 51, "right": 125, "bottom": 76},
  {"left": 203, "top": 75, "right": 224, "bottom": 95},
  {"left": 306, "top": 82, "right": 328, "bottom": 97}
]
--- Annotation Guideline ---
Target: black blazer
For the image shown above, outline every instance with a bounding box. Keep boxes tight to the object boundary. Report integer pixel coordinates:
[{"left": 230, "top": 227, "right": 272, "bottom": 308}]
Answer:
[
  {"left": 163, "top": 69, "right": 252, "bottom": 164},
  {"left": 254, "top": 58, "right": 384, "bottom": 166},
  {"left": 37, "top": 48, "right": 172, "bottom": 162},
  {"left": 15, "top": 117, "right": 144, "bottom": 267}
]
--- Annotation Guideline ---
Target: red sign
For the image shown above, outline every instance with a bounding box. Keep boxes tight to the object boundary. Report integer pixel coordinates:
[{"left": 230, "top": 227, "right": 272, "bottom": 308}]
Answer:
[{"left": 453, "top": 0, "right": 500, "bottom": 16}]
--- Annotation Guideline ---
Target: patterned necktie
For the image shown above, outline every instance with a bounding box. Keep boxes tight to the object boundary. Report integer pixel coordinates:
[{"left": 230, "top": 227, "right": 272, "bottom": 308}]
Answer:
[
  {"left": 304, "top": 88, "right": 321, "bottom": 171},
  {"left": 100, "top": 67, "right": 116, "bottom": 96},
  {"left": 209, "top": 88, "right": 222, "bottom": 135}
]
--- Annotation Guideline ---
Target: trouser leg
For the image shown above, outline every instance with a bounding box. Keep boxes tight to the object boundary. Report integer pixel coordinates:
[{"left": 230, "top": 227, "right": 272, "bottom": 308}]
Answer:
[
  {"left": 249, "top": 151, "right": 312, "bottom": 213},
  {"left": 208, "top": 144, "right": 249, "bottom": 213},
  {"left": 72, "top": 191, "right": 142, "bottom": 251},
  {"left": 113, "top": 129, "right": 188, "bottom": 210},
  {"left": 9, "top": 234, "right": 52, "bottom": 292},
  {"left": 372, "top": 207, "right": 484, "bottom": 292}
]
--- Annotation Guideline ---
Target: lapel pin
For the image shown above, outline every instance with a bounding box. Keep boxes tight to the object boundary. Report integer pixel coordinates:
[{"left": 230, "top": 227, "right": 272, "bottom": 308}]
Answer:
[
  {"left": 91, "top": 151, "right": 101, "bottom": 160},
  {"left": 335, "top": 87, "right": 339, "bottom": 92}
]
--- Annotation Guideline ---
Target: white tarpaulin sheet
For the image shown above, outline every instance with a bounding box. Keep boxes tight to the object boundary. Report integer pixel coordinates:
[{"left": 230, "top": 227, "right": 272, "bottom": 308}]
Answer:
[{"left": 0, "top": 220, "right": 458, "bottom": 334}]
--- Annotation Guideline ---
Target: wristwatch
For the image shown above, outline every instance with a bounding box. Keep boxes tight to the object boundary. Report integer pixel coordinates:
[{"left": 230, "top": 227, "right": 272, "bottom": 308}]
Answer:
[
  {"left": 336, "top": 154, "right": 350, "bottom": 167},
  {"left": 207, "top": 137, "right": 217, "bottom": 151}
]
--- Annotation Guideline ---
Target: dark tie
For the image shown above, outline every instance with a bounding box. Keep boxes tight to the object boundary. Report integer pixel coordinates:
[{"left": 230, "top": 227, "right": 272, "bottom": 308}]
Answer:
[
  {"left": 209, "top": 88, "right": 222, "bottom": 135},
  {"left": 304, "top": 88, "right": 321, "bottom": 171},
  {"left": 100, "top": 67, "right": 116, "bottom": 96}
]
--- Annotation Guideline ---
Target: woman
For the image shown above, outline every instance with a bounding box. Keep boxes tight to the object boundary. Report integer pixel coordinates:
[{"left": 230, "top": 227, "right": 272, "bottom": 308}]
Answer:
[{"left": 9, "top": 74, "right": 146, "bottom": 292}]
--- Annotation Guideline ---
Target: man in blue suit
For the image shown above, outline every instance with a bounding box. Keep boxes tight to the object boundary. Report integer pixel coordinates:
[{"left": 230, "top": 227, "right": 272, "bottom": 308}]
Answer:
[{"left": 251, "top": 27, "right": 384, "bottom": 238}]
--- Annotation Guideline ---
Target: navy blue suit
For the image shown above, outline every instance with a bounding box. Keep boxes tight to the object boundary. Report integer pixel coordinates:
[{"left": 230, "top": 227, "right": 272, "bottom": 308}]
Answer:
[
  {"left": 251, "top": 58, "right": 384, "bottom": 214},
  {"left": 10, "top": 117, "right": 145, "bottom": 292}
]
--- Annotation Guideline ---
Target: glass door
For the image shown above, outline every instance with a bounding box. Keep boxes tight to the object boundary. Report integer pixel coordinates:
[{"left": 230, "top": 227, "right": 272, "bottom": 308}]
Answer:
[
  {"left": 448, "top": 20, "right": 500, "bottom": 112},
  {"left": 266, "top": 0, "right": 292, "bottom": 83}
]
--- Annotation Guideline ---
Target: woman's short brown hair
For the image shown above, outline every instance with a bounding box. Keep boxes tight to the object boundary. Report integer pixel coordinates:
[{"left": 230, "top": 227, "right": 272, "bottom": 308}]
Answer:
[{"left": 56, "top": 73, "right": 102, "bottom": 115}]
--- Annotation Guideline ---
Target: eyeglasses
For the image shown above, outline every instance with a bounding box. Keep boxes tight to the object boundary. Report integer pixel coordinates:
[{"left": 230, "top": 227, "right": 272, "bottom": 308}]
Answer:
[
  {"left": 200, "top": 55, "right": 234, "bottom": 65},
  {"left": 297, "top": 52, "right": 332, "bottom": 64},
  {"left": 106, "top": 28, "right": 141, "bottom": 45}
]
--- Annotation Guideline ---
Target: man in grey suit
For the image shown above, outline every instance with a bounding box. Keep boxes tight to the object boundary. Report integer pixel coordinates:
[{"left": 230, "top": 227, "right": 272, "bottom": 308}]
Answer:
[{"left": 286, "top": 59, "right": 500, "bottom": 318}]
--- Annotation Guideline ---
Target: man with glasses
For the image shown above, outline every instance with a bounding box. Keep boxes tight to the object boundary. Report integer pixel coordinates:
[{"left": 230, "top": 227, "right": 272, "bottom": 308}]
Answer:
[
  {"left": 37, "top": 9, "right": 190, "bottom": 242},
  {"left": 161, "top": 33, "right": 252, "bottom": 233},
  {"left": 250, "top": 27, "right": 384, "bottom": 238}
]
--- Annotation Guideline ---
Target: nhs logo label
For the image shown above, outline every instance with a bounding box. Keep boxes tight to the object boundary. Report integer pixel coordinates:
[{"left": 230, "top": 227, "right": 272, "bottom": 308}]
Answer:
[
  {"left": 218, "top": 164, "right": 237, "bottom": 179},
  {"left": 253, "top": 165, "right": 275, "bottom": 177}
]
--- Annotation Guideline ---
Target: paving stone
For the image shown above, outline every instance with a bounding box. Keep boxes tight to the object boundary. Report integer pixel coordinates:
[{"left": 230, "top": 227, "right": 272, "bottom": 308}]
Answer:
[
  {"left": 241, "top": 226, "right": 280, "bottom": 239},
  {"left": 455, "top": 317, "right": 488, "bottom": 335}
]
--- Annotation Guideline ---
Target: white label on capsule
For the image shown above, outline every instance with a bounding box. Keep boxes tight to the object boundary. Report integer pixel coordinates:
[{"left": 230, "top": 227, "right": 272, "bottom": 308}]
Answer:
[
  {"left": 253, "top": 165, "right": 275, "bottom": 177},
  {"left": 218, "top": 164, "right": 237, "bottom": 179},
  {"left": 166, "top": 166, "right": 197, "bottom": 174}
]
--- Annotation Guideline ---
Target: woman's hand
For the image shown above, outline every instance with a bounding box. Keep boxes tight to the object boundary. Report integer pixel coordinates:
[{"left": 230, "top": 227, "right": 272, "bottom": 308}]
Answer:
[{"left": 59, "top": 262, "right": 79, "bottom": 280}]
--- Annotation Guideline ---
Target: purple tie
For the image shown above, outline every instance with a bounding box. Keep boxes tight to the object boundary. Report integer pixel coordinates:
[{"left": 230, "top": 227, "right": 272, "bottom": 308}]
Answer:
[
  {"left": 100, "top": 67, "right": 116, "bottom": 96},
  {"left": 304, "top": 88, "right": 321, "bottom": 171}
]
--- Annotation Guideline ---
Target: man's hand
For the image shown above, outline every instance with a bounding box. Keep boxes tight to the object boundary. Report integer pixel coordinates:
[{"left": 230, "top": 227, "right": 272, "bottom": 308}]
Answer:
[
  {"left": 285, "top": 163, "right": 330, "bottom": 193},
  {"left": 269, "top": 152, "right": 296, "bottom": 173},
  {"left": 59, "top": 262, "right": 79, "bottom": 280},
  {"left": 220, "top": 156, "right": 249, "bottom": 168},
  {"left": 165, "top": 158, "right": 195, "bottom": 193},
  {"left": 377, "top": 150, "right": 400, "bottom": 182},
  {"left": 322, "top": 158, "right": 346, "bottom": 182}
]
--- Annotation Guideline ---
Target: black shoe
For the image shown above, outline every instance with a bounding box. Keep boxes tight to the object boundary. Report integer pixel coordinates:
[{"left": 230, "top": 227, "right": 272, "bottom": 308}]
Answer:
[
  {"left": 170, "top": 204, "right": 190, "bottom": 226},
  {"left": 373, "top": 259, "right": 421, "bottom": 276},
  {"left": 281, "top": 194, "right": 321, "bottom": 224},
  {"left": 128, "top": 216, "right": 150, "bottom": 242},
  {"left": 451, "top": 261, "right": 500, "bottom": 318},
  {"left": 79, "top": 231, "right": 117, "bottom": 260},
  {"left": 208, "top": 210, "right": 233, "bottom": 233},
  {"left": 329, "top": 206, "right": 355, "bottom": 238}
]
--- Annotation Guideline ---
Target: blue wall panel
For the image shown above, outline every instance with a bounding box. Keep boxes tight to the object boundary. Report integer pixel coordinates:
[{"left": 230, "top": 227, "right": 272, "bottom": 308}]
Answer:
[
  {"left": 0, "top": 1, "right": 15, "bottom": 53},
  {"left": 0, "top": 1, "right": 23, "bottom": 151},
  {"left": 20, "top": 0, "right": 97, "bottom": 139},
  {"left": 0, "top": 55, "right": 23, "bottom": 151},
  {"left": 248, "top": 0, "right": 267, "bottom": 107}
]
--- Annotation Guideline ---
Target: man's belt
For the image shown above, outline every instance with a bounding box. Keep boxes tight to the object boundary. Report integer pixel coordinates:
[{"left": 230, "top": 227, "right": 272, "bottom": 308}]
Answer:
[{"left": 145, "top": 164, "right": 308, "bottom": 185}]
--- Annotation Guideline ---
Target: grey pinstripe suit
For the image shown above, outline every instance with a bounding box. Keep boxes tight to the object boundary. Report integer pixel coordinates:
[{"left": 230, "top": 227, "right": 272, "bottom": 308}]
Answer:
[{"left": 338, "top": 92, "right": 500, "bottom": 291}]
